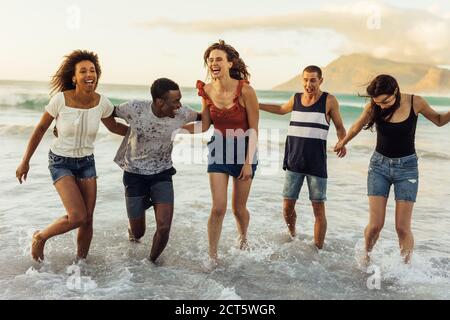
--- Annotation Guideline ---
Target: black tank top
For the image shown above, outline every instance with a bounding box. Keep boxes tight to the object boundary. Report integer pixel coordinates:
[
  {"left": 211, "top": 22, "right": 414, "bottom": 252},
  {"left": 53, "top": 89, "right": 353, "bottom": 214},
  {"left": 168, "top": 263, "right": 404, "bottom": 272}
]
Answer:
[{"left": 375, "top": 95, "right": 417, "bottom": 158}]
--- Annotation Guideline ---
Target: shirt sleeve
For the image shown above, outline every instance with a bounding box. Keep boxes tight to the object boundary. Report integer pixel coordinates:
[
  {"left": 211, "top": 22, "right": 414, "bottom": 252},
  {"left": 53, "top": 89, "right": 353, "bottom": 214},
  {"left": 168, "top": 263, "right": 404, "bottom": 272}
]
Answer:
[
  {"left": 101, "top": 96, "right": 115, "bottom": 118},
  {"left": 44, "top": 92, "right": 64, "bottom": 118},
  {"left": 114, "top": 101, "right": 131, "bottom": 120},
  {"left": 182, "top": 105, "right": 200, "bottom": 124}
]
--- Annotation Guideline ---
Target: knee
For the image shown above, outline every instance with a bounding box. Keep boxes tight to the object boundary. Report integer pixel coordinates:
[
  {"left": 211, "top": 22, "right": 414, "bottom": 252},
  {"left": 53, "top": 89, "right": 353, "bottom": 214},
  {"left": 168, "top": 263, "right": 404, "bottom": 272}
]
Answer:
[
  {"left": 69, "top": 212, "right": 87, "bottom": 228},
  {"left": 232, "top": 205, "right": 248, "bottom": 217},
  {"left": 157, "top": 224, "right": 171, "bottom": 237},
  {"left": 366, "top": 224, "right": 383, "bottom": 237},
  {"left": 311, "top": 201, "right": 325, "bottom": 212},
  {"left": 314, "top": 213, "right": 327, "bottom": 223},
  {"left": 396, "top": 225, "right": 411, "bottom": 238},
  {"left": 211, "top": 205, "right": 227, "bottom": 218},
  {"left": 132, "top": 229, "right": 145, "bottom": 239},
  {"left": 82, "top": 215, "right": 93, "bottom": 228},
  {"left": 283, "top": 203, "right": 295, "bottom": 215}
]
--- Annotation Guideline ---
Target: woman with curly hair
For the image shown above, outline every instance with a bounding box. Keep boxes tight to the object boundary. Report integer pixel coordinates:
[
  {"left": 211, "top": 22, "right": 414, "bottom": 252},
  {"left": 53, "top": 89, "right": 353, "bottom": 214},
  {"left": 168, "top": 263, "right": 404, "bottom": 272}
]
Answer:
[
  {"left": 191, "top": 40, "right": 259, "bottom": 263},
  {"left": 16, "top": 50, "right": 128, "bottom": 261}
]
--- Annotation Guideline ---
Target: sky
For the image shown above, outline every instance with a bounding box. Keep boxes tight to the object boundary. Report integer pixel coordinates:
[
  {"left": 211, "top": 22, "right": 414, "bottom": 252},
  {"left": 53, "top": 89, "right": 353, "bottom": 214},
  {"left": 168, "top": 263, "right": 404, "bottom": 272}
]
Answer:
[{"left": 1, "top": 0, "right": 450, "bottom": 90}]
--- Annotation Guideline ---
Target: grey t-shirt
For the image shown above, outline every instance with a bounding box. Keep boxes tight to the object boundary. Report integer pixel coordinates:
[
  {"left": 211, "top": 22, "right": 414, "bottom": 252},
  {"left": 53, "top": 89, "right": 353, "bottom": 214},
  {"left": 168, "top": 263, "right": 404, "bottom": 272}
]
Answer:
[{"left": 114, "top": 99, "right": 198, "bottom": 175}]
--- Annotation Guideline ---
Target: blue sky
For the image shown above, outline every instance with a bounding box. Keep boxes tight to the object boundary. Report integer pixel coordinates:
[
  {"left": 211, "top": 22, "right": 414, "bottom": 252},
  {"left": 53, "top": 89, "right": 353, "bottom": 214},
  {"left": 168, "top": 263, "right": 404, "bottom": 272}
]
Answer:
[{"left": 1, "top": 0, "right": 450, "bottom": 89}]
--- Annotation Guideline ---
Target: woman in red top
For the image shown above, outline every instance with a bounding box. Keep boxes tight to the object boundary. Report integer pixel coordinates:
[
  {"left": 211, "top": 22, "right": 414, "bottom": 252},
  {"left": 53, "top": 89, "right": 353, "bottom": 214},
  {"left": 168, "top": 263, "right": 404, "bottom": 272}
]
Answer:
[{"left": 195, "top": 40, "right": 259, "bottom": 264}]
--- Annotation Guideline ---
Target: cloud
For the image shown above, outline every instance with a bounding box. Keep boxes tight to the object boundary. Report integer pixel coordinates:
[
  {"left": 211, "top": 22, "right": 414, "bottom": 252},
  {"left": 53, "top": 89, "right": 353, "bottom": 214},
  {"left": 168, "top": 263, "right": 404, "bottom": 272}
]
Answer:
[{"left": 138, "top": 1, "right": 450, "bottom": 65}]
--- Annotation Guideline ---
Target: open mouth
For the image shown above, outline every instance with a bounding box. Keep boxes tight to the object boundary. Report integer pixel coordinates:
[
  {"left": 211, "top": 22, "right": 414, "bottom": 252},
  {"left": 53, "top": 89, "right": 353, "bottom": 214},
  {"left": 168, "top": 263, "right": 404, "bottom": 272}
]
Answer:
[
  {"left": 85, "top": 79, "right": 95, "bottom": 85},
  {"left": 211, "top": 68, "right": 221, "bottom": 76}
]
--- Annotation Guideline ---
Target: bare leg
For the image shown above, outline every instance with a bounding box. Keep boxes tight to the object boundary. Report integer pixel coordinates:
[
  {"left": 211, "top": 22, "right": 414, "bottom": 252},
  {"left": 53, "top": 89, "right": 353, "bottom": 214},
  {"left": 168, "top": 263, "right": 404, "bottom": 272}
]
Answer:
[
  {"left": 32, "top": 176, "right": 87, "bottom": 261},
  {"left": 395, "top": 201, "right": 415, "bottom": 264},
  {"left": 128, "top": 215, "right": 146, "bottom": 242},
  {"left": 283, "top": 199, "right": 297, "bottom": 237},
  {"left": 149, "top": 203, "right": 174, "bottom": 263},
  {"left": 231, "top": 177, "right": 253, "bottom": 249},
  {"left": 311, "top": 201, "right": 326, "bottom": 249},
  {"left": 207, "top": 173, "right": 229, "bottom": 261},
  {"left": 364, "top": 196, "right": 388, "bottom": 264},
  {"left": 76, "top": 178, "right": 97, "bottom": 259}
]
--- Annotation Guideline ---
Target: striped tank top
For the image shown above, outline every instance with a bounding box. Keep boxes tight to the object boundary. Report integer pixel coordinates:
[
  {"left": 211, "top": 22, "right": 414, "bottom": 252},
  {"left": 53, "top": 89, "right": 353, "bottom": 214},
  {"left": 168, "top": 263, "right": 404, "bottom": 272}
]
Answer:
[{"left": 283, "top": 92, "right": 330, "bottom": 178}]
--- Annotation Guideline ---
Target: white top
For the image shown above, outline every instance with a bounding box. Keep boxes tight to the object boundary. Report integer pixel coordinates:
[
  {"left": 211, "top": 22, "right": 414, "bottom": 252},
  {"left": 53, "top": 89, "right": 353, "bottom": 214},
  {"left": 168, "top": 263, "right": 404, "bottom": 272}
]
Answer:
[{"left": 45, "top": 92, "right": 114, "bottom": 157}]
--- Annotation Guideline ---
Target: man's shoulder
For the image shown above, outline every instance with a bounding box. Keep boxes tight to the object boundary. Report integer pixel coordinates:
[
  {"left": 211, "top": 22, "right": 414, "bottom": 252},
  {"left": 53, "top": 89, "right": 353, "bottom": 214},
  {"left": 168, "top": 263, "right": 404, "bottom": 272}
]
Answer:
[
  {"left": 180, "top": 104, "right": 196, "bottom": 111},
  {"left": 127, "top": 99, "right": 151, "bottom": 108},
  {"left": 177, "top": 104, "right": 195, "bottom": 116},
  {"left": 325, "top": 93, "right": 338, "bottom": 106}
]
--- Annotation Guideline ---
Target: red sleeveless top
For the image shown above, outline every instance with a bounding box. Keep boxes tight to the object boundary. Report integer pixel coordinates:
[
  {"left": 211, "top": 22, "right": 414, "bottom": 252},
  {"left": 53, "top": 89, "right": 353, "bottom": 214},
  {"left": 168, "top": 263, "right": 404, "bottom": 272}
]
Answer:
[{"left": 196, "top": 80, "right": 249, "bottom": 136}]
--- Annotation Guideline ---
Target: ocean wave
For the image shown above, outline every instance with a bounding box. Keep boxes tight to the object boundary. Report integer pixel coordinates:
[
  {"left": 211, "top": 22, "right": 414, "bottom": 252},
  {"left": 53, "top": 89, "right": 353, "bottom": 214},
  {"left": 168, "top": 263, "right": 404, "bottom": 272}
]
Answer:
[
  {"left": 417, "top": 150, "right": 450, "bottom": 161},
  {"left": 0, "top": 124, "right": 36, "bottom": 135},
  {"left": 1, "top": 82, "right": 449, "bottom": 112},
  {"left": 0, "top": 124, "right": 111, "bottom": 140}
]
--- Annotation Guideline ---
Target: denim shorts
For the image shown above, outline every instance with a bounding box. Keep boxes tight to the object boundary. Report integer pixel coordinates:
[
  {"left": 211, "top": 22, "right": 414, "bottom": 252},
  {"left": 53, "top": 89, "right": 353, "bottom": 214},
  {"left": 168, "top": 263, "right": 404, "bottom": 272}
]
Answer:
[
  {"left": 123, "top": 167, "right": 175, "bottom": 219},
  {"left": 367, "top": 151, "right": 419, "bottom": 202},
  {"left": 282, "top": 169, "right": 327, "bottom": 202},
  {"left": 207, "top": 134, "right": 257, "bottom": 179},
  {"left": 48, "top": 150, "right": 97, "bottom": 184}
]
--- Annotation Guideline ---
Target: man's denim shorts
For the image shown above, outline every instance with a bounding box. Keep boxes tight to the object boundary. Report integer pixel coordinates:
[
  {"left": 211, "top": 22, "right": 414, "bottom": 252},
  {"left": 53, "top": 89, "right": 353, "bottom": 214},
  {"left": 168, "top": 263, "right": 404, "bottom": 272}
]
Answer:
[
  {"left": 123, "top": 168, "right": 175, "bottom": 220},
  {"left": 367, "top": 151, "right": 419, "bottom": 202},
  {"left": 282, "top": 169, "right": 327, "bottom": 202},
  {"left": 48, "top": 150, "right": 97, "bottom": 184}
]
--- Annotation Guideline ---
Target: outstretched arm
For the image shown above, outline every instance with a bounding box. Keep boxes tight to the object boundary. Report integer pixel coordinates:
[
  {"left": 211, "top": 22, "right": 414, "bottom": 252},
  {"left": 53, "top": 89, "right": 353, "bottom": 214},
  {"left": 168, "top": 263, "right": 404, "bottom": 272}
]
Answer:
[
  {"left": 259, "top": 94, "right": 295, "bottom": 115},
  {"left": 16, "top": 112, "right": 54, "bottom": 183},
  {"left": 415, "top": 95, "right": 450, "bottom": 127},
  {"left": 327, "top": 95, "right": 347, "bottom": 157},
  {"left": 334, "top": 103, "right": 372, "bottom": 154},
  {"left": 182, "top": 100, "right": 211, "bottom": 133},
  {"left": 102, "top": 111, "right": 129, "bottom": 136}
]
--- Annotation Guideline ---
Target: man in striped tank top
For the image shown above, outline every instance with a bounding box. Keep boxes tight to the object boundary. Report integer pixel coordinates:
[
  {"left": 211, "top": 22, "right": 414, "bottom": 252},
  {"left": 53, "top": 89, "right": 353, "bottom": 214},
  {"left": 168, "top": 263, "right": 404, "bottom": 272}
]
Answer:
[{"left": 260, "top": 66, "right": 347, "bottom": 249}]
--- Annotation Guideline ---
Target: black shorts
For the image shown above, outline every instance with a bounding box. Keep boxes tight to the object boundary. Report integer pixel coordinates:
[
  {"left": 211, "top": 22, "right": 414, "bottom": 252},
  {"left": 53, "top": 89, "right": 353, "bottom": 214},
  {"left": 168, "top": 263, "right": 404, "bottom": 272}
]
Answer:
[{"left": 123, "top": 167, "right": 176, "bottom": 219}]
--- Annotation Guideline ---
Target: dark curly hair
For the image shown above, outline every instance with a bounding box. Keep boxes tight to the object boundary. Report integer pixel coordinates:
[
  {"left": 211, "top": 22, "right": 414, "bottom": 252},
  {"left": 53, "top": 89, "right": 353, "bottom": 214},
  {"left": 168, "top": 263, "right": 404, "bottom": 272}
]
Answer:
[
  {"left": 363, "top": 74, "right": 401, "bottom": 131},
  {"left": 50, "top": 50, "right": 101, "bottom": 95},
  {"left": 203, "top": 40, "right": 250, "bottom": 81}
]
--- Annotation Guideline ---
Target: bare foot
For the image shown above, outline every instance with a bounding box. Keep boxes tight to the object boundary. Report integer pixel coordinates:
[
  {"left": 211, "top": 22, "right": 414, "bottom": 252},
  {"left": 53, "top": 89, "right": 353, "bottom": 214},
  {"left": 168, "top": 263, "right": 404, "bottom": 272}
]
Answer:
[
  {"left": 401, "top": 250, "right": 412, "bottom": 264},
  {"left": 128, "top": 228, "right": 140, "bottom": 243},
  {"left": 287, "top": 224, "right": 296, "bottom": 239},
  {"left": 359, "top": 252, "right": 371, "bottom": 269},
  {"left": 31, "top": 231, "right": 45, "bottom": 262},
  {"left": 314, "top": 241, "right": 324, "bottom": 250},
  {"left": 238, "top": 235, "right": 249, "bottom": 250}
]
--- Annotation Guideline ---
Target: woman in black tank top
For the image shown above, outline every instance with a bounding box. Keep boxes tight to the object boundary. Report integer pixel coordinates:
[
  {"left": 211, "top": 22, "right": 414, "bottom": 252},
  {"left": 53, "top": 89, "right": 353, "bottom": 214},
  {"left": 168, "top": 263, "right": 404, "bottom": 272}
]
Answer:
[{"left": 334, "top": 74, "right": 450, "bottom": 265}]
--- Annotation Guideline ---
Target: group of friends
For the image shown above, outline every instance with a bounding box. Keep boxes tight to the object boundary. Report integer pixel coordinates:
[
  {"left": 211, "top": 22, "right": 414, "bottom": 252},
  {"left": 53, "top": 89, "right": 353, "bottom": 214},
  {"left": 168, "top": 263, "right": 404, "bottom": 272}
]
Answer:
[{"left": 15, "top": 40, "right": 450, "bottom": 267}]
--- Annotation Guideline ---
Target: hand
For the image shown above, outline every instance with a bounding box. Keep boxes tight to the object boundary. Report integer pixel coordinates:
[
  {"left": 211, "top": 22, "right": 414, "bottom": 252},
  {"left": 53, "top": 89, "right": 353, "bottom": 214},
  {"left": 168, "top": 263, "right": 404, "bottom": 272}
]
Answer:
[
  {"left": 334, "top": 141, "right": 347, "bottom": 158},
  {"left": 16, "top": 161, "right": 30, "bottom": 184},
  {"left": 238, "top": 164, "right": 253, "bottom": 181}
]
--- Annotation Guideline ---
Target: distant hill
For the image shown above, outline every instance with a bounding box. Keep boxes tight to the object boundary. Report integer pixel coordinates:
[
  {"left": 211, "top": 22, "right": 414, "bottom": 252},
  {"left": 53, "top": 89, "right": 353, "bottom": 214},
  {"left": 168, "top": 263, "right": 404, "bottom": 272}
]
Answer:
[{"left": 273, "top": 54, "right": 450, "bottom": 95}]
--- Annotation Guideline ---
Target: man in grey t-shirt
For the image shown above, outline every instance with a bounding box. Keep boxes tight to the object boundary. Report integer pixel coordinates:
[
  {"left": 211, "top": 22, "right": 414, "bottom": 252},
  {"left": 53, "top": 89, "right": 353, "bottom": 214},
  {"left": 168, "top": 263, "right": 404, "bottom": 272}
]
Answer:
[{"left": 113, "top": 78, "right": 200, "bottom": 263}]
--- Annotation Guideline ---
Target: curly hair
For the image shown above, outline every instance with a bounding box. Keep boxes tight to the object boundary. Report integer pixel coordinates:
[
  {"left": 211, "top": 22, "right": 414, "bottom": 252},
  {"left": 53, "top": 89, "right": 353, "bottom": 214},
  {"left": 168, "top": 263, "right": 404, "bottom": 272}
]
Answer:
[
  {"left": 50, "top": 50, "right": 101, "bottom": 95},
  {"left": 203, "top": 40, "right": 250, "bottom": 81}
]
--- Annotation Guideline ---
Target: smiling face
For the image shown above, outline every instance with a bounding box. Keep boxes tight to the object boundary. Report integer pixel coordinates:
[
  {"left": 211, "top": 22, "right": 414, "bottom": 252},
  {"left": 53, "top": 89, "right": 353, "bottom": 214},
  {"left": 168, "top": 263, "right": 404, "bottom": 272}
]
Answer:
[
  {"left": 72, "top": 60, "right": 97, "bottom": 91},
  {"left": 207, "top": 49, "right": 233, "bottom": 79},
  {"left": 156, "top": 90, "right": 182, "bottom": 118},
  {"left": 303, "top": 71, "right": 323, "bottom": 95}
]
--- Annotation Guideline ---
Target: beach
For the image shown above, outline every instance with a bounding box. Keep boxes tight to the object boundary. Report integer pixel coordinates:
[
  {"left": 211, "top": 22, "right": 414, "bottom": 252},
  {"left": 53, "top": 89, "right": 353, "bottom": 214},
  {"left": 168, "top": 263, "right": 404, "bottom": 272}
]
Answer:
[{"left": 0, "top": 80, "right": 449, "bottom": 299}]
